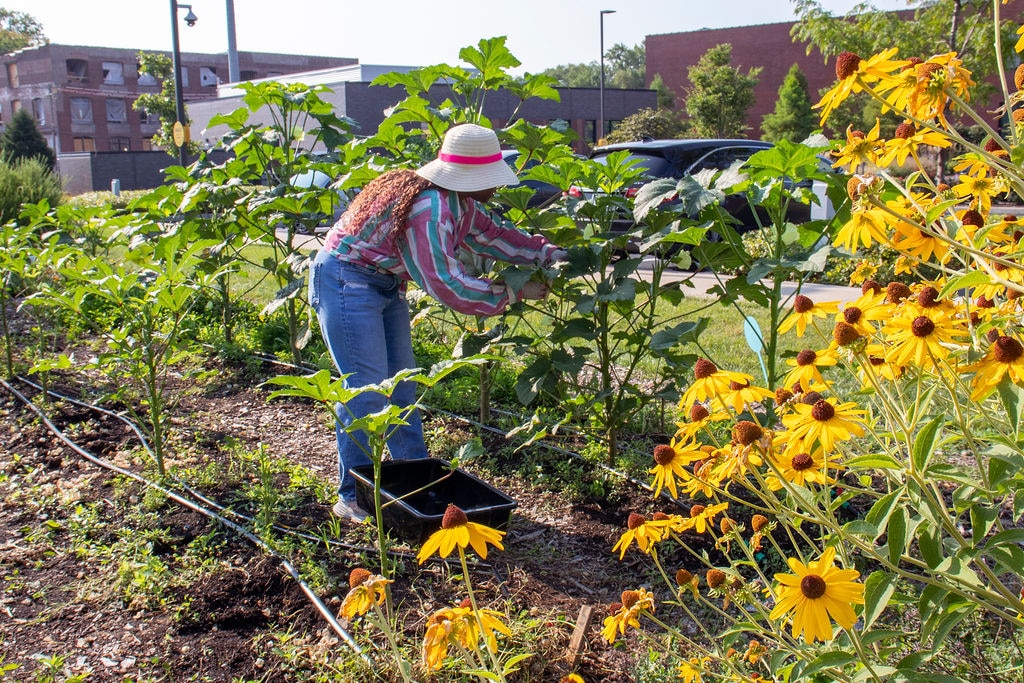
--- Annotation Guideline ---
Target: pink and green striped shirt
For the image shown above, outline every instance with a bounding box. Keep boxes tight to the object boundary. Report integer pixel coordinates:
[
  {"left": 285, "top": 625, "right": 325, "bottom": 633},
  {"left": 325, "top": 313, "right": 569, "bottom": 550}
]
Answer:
[{"left": 323, "top": 188, "right": 557, "bottom": 317}]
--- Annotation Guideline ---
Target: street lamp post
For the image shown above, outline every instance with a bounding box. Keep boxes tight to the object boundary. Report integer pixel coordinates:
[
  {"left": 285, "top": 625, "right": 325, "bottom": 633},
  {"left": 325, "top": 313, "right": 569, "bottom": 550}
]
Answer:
[
  {"left": 599, "top": 9, "right": 615, "bottom": 145},
  {"left": 169, "top": 0, "right": 197, "bottom": 167}
]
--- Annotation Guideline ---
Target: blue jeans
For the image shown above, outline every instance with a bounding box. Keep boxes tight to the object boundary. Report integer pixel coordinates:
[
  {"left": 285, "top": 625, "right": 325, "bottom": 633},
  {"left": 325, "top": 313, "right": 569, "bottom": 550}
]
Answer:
[{"left": 309, "top": 249, "right": 429, "bottom": 502}]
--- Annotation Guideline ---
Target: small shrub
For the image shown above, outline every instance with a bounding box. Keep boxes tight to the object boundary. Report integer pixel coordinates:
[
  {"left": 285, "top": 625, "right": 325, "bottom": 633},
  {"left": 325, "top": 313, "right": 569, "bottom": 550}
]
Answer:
[{"left": 0, "top": 156, "right": 63, "bottom": 225}]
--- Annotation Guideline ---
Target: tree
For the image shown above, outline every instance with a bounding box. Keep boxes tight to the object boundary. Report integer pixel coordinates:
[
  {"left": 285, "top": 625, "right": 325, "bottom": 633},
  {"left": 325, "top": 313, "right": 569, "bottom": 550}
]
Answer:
[
  {"left": 791, "top": 0, "right": 1017, "bottom": 100},
  {"left": 684, "top": 44, "right": 761, "bottom": 139},
  {"left": 649, "top": 74, "right": 676, "bottom": 110},
  {"left": 133, "top": 51, "right": 199, "bottom": 158},
  {"left": 541, "top": 42, "right": 646, "bottom": 88},
  {"left": 0, "top": 8, "right": 46, "bottom": 54},
  {"left": 1, "top": 108, "right": 54, "bottom": 170},
  {"left": 761, "top": 64, "right": 817, "bottom": 143},
  {"left": 605, "top": 107, "right": 687, "bottom": 143}
]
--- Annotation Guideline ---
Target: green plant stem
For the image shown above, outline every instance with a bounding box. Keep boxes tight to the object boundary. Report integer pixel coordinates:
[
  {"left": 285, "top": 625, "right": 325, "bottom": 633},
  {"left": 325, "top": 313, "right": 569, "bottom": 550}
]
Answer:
[
  {"left": 458, "top": 548, "right": 507, "bottom": 682},
  {"left": 369, "top": 602, "right": 414, "bottom": 683}
]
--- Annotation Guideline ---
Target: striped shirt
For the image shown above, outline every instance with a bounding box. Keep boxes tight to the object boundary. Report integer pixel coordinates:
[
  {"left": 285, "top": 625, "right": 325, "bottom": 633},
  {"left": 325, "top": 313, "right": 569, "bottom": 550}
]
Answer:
[{"left": 323, "top": 188, "right": 557, "bottom": 316}]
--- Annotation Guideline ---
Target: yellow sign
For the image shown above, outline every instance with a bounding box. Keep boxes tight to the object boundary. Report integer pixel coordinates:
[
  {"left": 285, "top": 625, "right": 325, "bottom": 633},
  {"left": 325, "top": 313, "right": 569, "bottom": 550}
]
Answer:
[{"left": 172, "top": 121, "right": 190, "bottom": 147}]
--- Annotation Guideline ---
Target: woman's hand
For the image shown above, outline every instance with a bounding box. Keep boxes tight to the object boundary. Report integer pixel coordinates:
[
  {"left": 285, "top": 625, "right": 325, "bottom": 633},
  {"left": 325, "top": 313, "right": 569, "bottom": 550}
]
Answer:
[{"left": 519, "top": 280, "right": 550, "bottom": 300}]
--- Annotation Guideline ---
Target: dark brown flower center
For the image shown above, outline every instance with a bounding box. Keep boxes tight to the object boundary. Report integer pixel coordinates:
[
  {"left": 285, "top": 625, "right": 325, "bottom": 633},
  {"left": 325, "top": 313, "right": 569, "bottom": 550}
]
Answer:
[
  {"left": 689, "top": 402, "right": 710, "bottom": 421},
  {"left": 442, "top": 504, "right": 469, "bottom": 529},
  {"left": 975, "top": 295, "right": 994, "bottom": 309},
  {"left": 986, "top": 328, "right": 1001, "bottom": 343},
  {"left": 689, "top": 505, "right": 706, "bottom": 518},
  {"left": 751, "top": 514, "right": 769, "bottom": 532},
  {"left": 917, "top": 287, "right": 939, "bottom": 308},
  {"left": 834, "top": 321, "right": 860, "bottom": 347},
  {"left": 349, "top": 567, "right": 372, "bottom": 589},
  {"left": 843, "top": 307, "right": 863, "bottom": 324},
  {"left": 734, "top": 420, "right": 763, "bottom": 446},
  {"left": 793, "top": 294, "right": 814, "bottom": 313},
  {"left": 894, "top": 122, "right": 915, "bottom": 139},
  {"left": 775, "top": 388, "right": 794, "bottom": 405},
  {"left": 706, "top": 569, "right": 726, "bottom": 588},
  {"left": 961, "top": 209, "right": 984, "bottom": 227},
  {"left": 652, "top": 512, "right": 671, "bottom": 521},
  {"left": 886, "top": 282, "right": 912, "bottom": 304},
  {"left": 791, "top": 453, "right": 815, "bottom": 470},
  {"left": 796, "top": 349, "right": 817, "bottom": 366},
  {"left": 984, "top": 139, "right": 1002, "bottom": 153},
  {"left": 911, "top": 316, "right": 935, "bottom": 338},
  {"left": 861, "top": 280, "right": 881, "bottom": 295},
  {"left": 627, "top": 512, "right": 646, "bottom": 530},
  {"left": 653, "top": 444, "right": 676, "bottom": 466},
  {"left": 811, "top": 400, "right": 835, "bottom": 421},
  {"left": 694, "top": 358, "right": 718, "bottom": 379},
  {"left": 993, "top": 336, "right": 1024, "bottom": 363},
  {"left": 800, "top": 574, "right": 827, "bottom": 599},
  {"left": 729, "top": 379, "right": 750, "bottom": 390},
  {"left": 675, "top": 569, "right": 694, "bottom": 586},
  {"left": 621, "top": 590, "right": 640, "bottom": 608},
  {"left": 915, "top": 62, "right": 943, "bottom": 81},
  {"left": 802, "top": 391, "right": 824, "bottom": 405},
  {"left": 836, "top": 52, "right": 862, "bottom": 80}
]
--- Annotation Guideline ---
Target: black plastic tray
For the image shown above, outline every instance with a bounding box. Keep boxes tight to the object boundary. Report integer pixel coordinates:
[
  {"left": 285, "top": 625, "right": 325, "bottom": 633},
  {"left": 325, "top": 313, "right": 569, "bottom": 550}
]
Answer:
[{"left": 350, "top": 458, "right": 517, "bottom": 544}]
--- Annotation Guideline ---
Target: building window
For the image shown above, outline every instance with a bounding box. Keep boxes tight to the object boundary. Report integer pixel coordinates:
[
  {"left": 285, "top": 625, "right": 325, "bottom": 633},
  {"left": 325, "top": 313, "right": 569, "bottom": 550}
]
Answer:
[
  {"left": 66, "top": 59, "right": 88, "bottom": 84},
  {"left": 73, "top": 137, "right": 96, "bottom": 152},
  {"left": 138, "top": 107, "right": 160, "bottom": 126},
  {"left": 5, "top": 63, "right": 18, "bottom": 87},
  {"left": 70, "top": 97, "right": 93, "bottom": 123},
  {"left": 137, "top": 63, "right": 158, "bottom": 87},
  {"left": 102, "top": 61, "right": 124, "bottom": 85},
  {"left": 140, "top": 137, "right": 154, "bottom": 152},
  {"left": 106, "top": 98, "right": 127, "bottom": 123},
  {"left": 109, "top": 136, "right": 131, "bottom": 152},
  {"left": 240, "top": 69, "right": 257, "bottom": 81},
  {"left": 32, "top": 98, "right": 45, "bottom": 126},
  {"left": 199, "top": 66, "right": 218, "bottom": 87},
  {"left": 584, "top": 120, "right": 597, "bottom": 144},
  {"left": 180, "top": 67, "right": 189, "bottom": 88},
  {"left": 11, "top": 99, "right": 21, "bottom": 112}
]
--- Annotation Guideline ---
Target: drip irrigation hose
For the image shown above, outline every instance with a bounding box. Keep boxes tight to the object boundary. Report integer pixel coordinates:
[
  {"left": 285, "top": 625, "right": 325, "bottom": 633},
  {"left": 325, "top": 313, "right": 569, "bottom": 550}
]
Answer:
[{"left": 0, "top": 376, "right": 368, "bottom": 662}]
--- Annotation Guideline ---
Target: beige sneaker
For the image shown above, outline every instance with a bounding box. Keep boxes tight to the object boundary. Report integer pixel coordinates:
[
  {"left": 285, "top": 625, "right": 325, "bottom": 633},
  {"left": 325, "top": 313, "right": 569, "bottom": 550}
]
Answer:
[{"left": 332, "top": 499, "right": 369, "bottom": 523}]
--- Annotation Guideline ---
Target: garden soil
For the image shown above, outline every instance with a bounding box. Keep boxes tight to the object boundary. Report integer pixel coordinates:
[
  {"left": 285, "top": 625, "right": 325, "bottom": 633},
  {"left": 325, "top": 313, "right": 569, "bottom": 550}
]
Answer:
[{"left": 0, "top": 367, "right": 690, "bottom": 682}]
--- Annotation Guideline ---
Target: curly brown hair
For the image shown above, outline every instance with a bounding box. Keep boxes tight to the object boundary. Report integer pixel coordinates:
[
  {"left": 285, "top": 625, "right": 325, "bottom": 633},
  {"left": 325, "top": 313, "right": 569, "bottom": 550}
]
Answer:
[{"left": 341, "top": 169, "right": 434, "bottom": 247}]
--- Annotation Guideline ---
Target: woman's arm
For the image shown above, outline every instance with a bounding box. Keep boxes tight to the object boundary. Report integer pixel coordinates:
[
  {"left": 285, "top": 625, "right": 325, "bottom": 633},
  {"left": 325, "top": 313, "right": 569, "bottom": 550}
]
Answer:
[{"left": 460, "top": 201, "right": 561, "bottom": 266}]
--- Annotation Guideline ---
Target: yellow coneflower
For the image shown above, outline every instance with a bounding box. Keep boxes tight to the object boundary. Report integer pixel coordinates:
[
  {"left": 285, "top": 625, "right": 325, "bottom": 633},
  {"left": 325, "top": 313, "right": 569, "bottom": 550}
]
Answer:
[
  {"left": 953, "top": 167, "right": 998, "bottom": 215},
  {"left": 848, "top": 259, "right": 879, "bottom": 286},
  {"left": 814, "top": 48, "right": 906, "bottom": 124},
  {"left": 721, "top": 378, "right": 775, "bottom": 414},
  {"left": 888, "top": 211, "right": 951, "bottom": 265},
  {"left": 421, "top": 606, "right": 466, "bottom": 672},
  {"left": 834, "top": 206, "right": 891, "bottom": 252},
  {"left": 339, "top": 568, "right": 392, "bottom": 620},
  {"left": 965, "top": 335, "right": 1024, "bottom": 400},
  {"left": 778, "top": 294, "right": 840, "bottom": 337},
  {"left": 675, "top": 568, "right": 700, "bottom": 598},
  {"left": 612, "top": 512, "right": 668, "bottom": 559},
  {"left": 769, "top": 547, "right": 865, "bottom": 643},
  {"left": 783, "top": 348, "right": 838, "bottom": 390},
  {"left": 650, "top": 438, "right": 705, "bottom": 498},
  {"left": 679, "top": 454, "right": 722, "bottom": 499},
  {"left": 883, "top": 310, "right": 963, "bottom": 370},
  {"left": 879, "top": 120, "right": 951, "bottom": 168},
  {"left": 766, "top": 445, "right": 840, "bottom": 491},
  {"left": 780, "top": 397, "right": 866, "bottom": 452},
  {"left": 831, "top": 120, "right": 884, "bottom": 173},
  {"left": 680, "top": 359, "right": 755, "bottom": 409},
  {"left": 689, "top": 501, "right": 729, "bottom": 534},
  {"left": 677, "top": 656, "right": 711, "bottom": 683},
  {"left": 601, "top": 588, "right": 655, "bottom": 643},
  {"left": 417, "top": 504, "right": 505, "bottom": 564},
  {"left": 560, "top": 675, "right": 586, "bottom": 683},
  {"left": 907, "top": 52, "right": 975, "bottom": 128}
]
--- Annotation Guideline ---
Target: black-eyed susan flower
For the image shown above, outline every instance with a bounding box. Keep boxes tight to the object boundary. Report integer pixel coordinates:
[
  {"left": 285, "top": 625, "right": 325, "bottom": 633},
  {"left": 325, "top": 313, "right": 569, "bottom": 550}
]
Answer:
[
  {"left": 783, "top": 348, "right": 837, "bottom": 390},
  {"left": 675, "top": 401, "right": 731, "bottom": 440},
  {"left": 422, "top": 606, "right": 469, "bottom": 671},
  {"left": 681, "top": 359, "right": 755, "bottom": 409},
  {"left": 879, "top": 120, "right": 951, "bottom": 168},
  {"left": 721, "top": 378, "right": 775, "bottom": 414},
  {"left": 907, "top": 52, "right": 975, "bottom": 128},
  {"left": 689, "top": 502, "right": 729, "bottom": 534},
  {"left": 417, "top": 504, "right": 505, "bottom": 564},
  {"left": 834, "top": 206, "right": 891, "bottom": 252},
  {"left": 883, "top": 310, "right": 963, "bottom": 370},
  {"left": 560, "top": 675, "right": 585, "bottom": 683},
  {"left": 339, "top": 567, "right": 392, "bottom": 620},
  {"left": 966, "top": 335, "right": 1024, "bottom": 400},
  {"left": 766, "top": 445, "right": 840, "bottom": 491},
  {"left": 814, "top": 48, "right": 906, "bottom": 124},
  {"left": 780, "top": 398, "right": 866, "bottom": 452},
  {"left": 650, "top": 438, "right": 705, "bottom": 498},
  {"left": 678, "top": 656, "right": 711, "bottom": 683},
  {"left": 675, "top": 568, "right": 700, "bottom": 598},
  {"left": 954, "top": 167, "right": 998, "bottom": 215},
  {"left": 601, "top": 588, "right": 655, "bottom": 643},
  {"left": 778, "top": 295, "right": 839, "bottom": 337},
  {"left": 612, "top": 512, "right": 673, "bottom": 559},
  {"left": 830, "top": 120, "right": 883, "bottom": 173},
  {"left": 769, "top": 547, "right": 865, "bottom": 643}
]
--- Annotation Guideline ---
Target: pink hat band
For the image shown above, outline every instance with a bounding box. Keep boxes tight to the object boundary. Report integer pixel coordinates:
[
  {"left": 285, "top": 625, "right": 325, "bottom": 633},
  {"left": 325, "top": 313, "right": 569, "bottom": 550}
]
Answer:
[{"left": 438, "top": 151, "right": 503, "bottom": 165}]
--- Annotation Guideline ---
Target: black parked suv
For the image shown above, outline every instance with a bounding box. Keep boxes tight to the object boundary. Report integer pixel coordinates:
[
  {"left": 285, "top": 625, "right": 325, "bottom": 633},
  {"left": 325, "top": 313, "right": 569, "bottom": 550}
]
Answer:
[{"left": 574, "top": 138, "right": 835, "bottom": 233}]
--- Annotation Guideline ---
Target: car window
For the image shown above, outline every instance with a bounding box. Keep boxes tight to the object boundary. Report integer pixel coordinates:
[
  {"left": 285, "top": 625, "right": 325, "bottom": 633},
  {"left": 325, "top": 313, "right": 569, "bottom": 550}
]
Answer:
[
  {"left": 592, "top": 153, "right": 674, "bottom": 179},
  {"left": 688, "top": 147, "right": 761, "bottom": 174}
]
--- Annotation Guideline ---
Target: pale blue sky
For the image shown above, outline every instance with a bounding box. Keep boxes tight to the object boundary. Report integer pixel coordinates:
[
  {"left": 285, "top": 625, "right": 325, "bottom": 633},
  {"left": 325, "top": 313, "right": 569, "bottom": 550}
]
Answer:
[{"left": 8, "top": 1, "right": 911, "bottom": 74}]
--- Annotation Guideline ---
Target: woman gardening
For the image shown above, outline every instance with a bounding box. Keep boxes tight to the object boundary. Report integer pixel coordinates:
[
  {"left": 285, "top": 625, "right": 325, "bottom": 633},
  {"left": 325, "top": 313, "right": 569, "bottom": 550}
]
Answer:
[{"left": 309, "top": 123, "right": 566, "bottom": 522}]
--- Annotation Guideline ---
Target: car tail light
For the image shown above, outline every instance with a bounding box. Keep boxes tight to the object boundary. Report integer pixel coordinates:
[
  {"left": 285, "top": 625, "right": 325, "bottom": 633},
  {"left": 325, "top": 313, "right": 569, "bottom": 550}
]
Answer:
[
  {"left": 568, "top": 186, "right": 584, "bottom": 199},
  {"left": 624, "top": 187, "right": 639, "bottom": 199}
]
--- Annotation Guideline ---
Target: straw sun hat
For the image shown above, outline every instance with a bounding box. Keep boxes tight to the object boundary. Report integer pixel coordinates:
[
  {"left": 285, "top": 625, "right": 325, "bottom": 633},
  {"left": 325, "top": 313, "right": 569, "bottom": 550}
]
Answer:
[{"left": 415, "top": 124, "right": 520, "bottom": 192}]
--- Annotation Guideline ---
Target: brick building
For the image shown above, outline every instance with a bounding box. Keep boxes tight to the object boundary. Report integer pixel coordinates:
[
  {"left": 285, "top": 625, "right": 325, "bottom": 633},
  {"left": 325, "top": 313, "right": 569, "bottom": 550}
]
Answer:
[
  {"left": 0, "top": 43, "right": 355, "bottom": 155},
  {"left": 645, "top": 4, "right": 1021, "bottom": 138}
]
